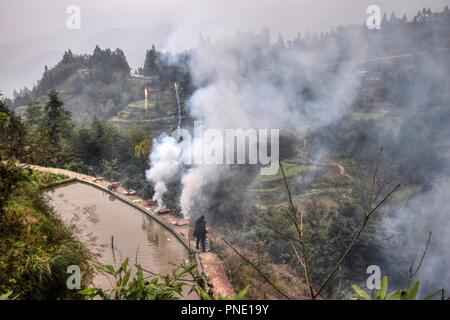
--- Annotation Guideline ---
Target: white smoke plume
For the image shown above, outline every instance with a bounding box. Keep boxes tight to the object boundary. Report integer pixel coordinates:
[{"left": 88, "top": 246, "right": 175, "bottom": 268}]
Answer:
[
  {"left": 151, "top": 7, "right": 450, "bottom": 294},
  {"left": 180, "top": 167, "right": 205, "bottom": 218},
  {"left": 145, "top": 135, "right": 181, "bottom": 208},
  {"left": 144, "top": 5, "right": 450, "bottom": 295},
  {"left": 173, "top": 30, "right": 366, "bottom": 219}
]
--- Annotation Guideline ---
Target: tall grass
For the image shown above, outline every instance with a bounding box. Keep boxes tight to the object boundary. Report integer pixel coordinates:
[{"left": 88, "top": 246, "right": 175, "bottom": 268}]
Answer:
[{"left": 0, "top": 171, "right": 89, "bottom": 299}]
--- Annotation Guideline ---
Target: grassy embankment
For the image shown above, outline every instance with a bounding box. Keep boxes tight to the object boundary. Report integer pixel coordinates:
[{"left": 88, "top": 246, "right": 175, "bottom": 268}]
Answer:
[{"left": 0, "top": 170, "right": 90, "bottom": 299}]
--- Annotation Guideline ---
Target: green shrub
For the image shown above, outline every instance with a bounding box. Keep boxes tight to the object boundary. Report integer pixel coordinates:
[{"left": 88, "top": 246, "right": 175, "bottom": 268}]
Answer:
[{"left": 352, "top": 276, "right": 443, "bottom": 300}]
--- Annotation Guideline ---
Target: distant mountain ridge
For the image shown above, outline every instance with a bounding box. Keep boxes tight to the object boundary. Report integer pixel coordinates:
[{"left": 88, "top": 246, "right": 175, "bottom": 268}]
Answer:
[
  {"left": 10, "top": 44, "right": 190, "bottom": 126},
  {"left": 0, "top": 24, "right": 172, "bottom": 98}
]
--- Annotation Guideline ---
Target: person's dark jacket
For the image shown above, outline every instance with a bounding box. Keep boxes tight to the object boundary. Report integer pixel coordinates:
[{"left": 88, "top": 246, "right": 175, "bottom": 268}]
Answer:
[{"left": 194, "top": 217, "right": 206, "bottom": 238}]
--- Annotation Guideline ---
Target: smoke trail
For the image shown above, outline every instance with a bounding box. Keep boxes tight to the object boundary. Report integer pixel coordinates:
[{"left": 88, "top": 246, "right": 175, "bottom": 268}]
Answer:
[
  {"left": 144, "top": 87, "right": 148, "bottom": 110},
  {"left": 174, "top": 82, "right": 182, "bottom": 130},
  {"left": 145, "top": 135, "right": 181, "bottom": 208}
]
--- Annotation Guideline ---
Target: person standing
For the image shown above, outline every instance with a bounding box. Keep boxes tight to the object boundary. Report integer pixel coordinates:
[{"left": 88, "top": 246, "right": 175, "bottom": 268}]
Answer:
[{"left": 194, "top": 215, "right": 207, "bottom": 252}]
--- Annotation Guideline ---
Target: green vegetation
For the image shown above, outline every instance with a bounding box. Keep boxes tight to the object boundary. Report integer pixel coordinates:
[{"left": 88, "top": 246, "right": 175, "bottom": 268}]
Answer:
[
  {"left": 12, "top": 47, "right": 134, "bottom": 122},
  {"left": 142, "top": 45, "right": 160, "bottom": 77},
  {"left": 0, "top": 291, "right": 16, "bottom": 300},
  {"left": 126, "top": 100, "right": 151, "bottom": 110},
  {"left": 3, "top": 6, "right": 450, "bottom": 300},
  {"left": 260, "top": 162, "right": 311, "bottom": 183},
  {"left": 246, "top": 199, "right": 387, "bottom": 298},
  {"left": 1, "top": 98, "right": 90, "bottom": 299},
  {"left": 195, "top": 286, "right": 249, "bottom": 301},
  {"left": 80, "top": 258, "right": 248, "bottom": 300},
  {"left": 80, "top": 258, "right": 195, "bottom": 300},
  {"left": 14, "top": 90, "right": 153, "bottom": 197},
  {"left": 1, "top": 91, "right": 189, "bottom": 300},
  {"left": 12, "top": 44, "right": 192, "bottom": 123},
  {"left": 352, "top": 276, "right": 445, "bottom": 300},
  {"left": 0, "top": 169, "right": 90, "bottom": 299},
  {"left": 30, "top": 172, "right": 70, "bottom": 188}
]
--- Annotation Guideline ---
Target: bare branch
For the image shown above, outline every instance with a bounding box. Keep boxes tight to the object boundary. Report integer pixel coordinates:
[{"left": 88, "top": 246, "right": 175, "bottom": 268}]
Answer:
[
  {"left": 366, "top": 148, "right": 383, "bottom": 217},
  {"left": 290, "top": 239, "right": 306, "bottom": 269},
  {"left": 264, "top": 224, "right": 304, "bottom": 245},
  {"left": 279, "top": 161, "right": 296, "bottom": 218},
  {"left": 280, "top": 161, "right": 315, "bottom": 299},
  {"left": 406, "top": 231, "right": 432, "bottom": 286},
  {"left": 223, "top": 239, "right": 292, "bottom": 300},
  {"left": 313, "top": 183, "right": 400, "bottom": 299}
]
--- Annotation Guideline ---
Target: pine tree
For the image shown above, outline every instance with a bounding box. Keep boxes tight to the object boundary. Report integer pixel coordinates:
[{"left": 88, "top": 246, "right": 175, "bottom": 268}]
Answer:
[
  {"left": 0, "top": 99, "right": 28, "bottom": 214},
  {"left": 91, "top": 45, "right": 105, "bottom": 68},
  {"left": 0, "top": 98, "right": 25, "bottom": 159},
  {"left": 62, "top": 49, "right": 74, "bottom": 64},
  {"left": 112, "top": 48, "right": 130, "bottom": 73},
  {"left": 44, "top": 89, "right": 69, "bottom": 145},
  {"left": 24, "top": 102, "right": 43, "bottom": 129},
  {"left": 143, "top": 45, "right": 159, "bottom": 76}
]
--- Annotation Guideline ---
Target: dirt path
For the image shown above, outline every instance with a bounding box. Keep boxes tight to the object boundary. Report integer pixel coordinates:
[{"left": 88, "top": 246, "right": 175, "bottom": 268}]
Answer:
[{"left": 29, "top": 164, "right": 234, "bottom": 298}]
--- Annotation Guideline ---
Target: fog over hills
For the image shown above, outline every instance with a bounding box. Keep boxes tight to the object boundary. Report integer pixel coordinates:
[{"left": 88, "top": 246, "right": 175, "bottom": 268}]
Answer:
[
  {"left": 1, "top": 0, "right": 448, "bottom": 97},
  {"left": 0, "top": 25, "right": 172, "bottom": 97}
]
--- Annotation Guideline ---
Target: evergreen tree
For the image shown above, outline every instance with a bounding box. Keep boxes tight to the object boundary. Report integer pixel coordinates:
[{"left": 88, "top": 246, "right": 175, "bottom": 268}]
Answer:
[
  {"left": 143, "top": 45, "right": 160, "bottom": 76},
  {"left": 91, "top": 45, "right": 108, "bottom": 70},
  {"left": 62, "top": 49, "right": 74, "bottom": 64},
  {"left": 44, "top": 89, "right": 70, "bottom": 145},
  {"left": 0, "top": 98, "right": 26, "bottom": 160},
  {"left": 76, "top": 117, "right": 119, "bottom": 167},
  {"left": 112, "top": 48, "right": 130, "bottom": 73},
  {"left": 24, "top": 101, "right": 43, "bottom": 129},
  {"left": 0, "top": 99, "right": 28, "bottom": 214}
]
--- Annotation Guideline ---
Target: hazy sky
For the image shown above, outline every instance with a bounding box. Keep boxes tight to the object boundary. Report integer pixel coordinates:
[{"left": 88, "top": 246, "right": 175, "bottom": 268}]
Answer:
[
  {"left": 1, "top": 0, "right": 449, "bottom": 49},
  {"left": 1, "top": 0, "right": 448, "bottom": 97}
]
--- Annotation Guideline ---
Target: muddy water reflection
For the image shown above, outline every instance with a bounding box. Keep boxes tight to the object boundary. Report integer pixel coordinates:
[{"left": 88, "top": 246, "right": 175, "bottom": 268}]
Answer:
[{"left": 48, "top": 182, "right": 190, "bottom": 291}]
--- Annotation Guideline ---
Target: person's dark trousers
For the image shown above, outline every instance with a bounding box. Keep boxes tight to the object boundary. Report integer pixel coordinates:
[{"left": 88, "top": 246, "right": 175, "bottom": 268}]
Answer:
[{"left": 196, "top": 236, "right": 206, "bottom": 251}]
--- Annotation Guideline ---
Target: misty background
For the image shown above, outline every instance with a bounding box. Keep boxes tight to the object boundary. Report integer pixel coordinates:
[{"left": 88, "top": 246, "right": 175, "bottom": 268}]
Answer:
[{"left": 1, "top": 0, "right": 449, "bottom": 97}]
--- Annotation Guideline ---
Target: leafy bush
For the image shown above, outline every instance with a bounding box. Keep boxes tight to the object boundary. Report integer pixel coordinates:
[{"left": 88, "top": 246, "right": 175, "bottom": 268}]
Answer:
[
  {"left": 81, "top": 258, "right": 249, "bottom": 300},
  {"left": 80, "top": 258, "right": 198, "bottom": 300},
  {"left": 352, "top": 276, "right": 443, "bottom": 300},
  {"left": 195, "top": 286, "right": 249, "bottom": 300},
  {"left": 0, "top": 170, "right": 89, "bottom": 299}
]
